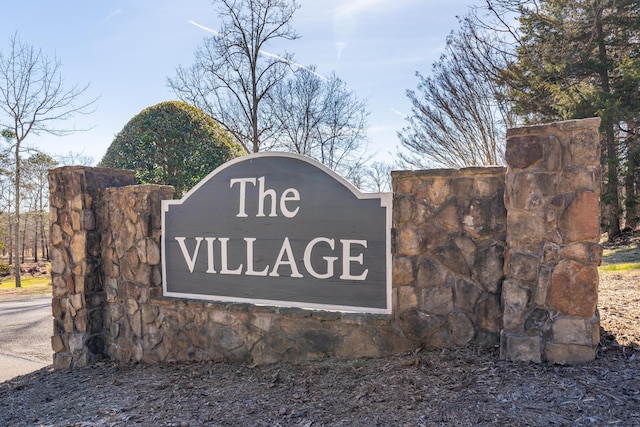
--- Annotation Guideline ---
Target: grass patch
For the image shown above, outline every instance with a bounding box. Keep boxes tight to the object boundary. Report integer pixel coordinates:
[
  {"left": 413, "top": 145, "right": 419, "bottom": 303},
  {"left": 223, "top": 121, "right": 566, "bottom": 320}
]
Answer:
[
  {"left": 0, "top": 274, "right": 51, "bottom": 297},
  {"left": 599, "top": 263, "right": 640, "bottom": 272},
  {"left": 600, "top": 242, "right": 640, "bottom": 272},
  {"left": 601, "top": 244, "right": 640, "bottom": 266}
]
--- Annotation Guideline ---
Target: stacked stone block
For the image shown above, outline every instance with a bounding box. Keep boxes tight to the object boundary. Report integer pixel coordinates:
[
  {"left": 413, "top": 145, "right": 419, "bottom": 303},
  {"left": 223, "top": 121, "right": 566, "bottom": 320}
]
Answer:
[
  {"left": 48, "top": 167, "right": 136, "bottom": 369},
  {"left": 502, "top": 118, "right": 602, "bottom": 363},
  {"left": 392, "top": 167, "right": 507, "bottom": 348}
]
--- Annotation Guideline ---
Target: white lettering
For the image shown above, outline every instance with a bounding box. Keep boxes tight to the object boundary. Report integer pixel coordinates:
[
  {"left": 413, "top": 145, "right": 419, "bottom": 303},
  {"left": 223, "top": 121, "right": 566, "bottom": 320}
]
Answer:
[
  {"left": 303, "top": 237, "right": 338, "bottom": 279},
  {"left": 205, "top": 237, "right": 216, "bottom": 273},
  {"left": 175, "top": 236, "right": 370, "bottom": 281},
  {"left": 339, "top": 239, "right": 368, "bottom": 281},
  {"left": 257, "top": 176, "right": 277, "bottom": 217},
  {"left": 219, "top": 238, "right": 243, "bottom": 275},
  {"left": 229, "top": 176, "right": 300, "bottom": 218},
  {"left": 244, "top": 237, "right": 269, "bottom": 276},
  {"left": 175, "top": 237, "right": 203, "bottom": 273},
  {"left": 229, "top": 177, "right": 256, "bottom": 217},
  {"left": 269, "top": 237, "right": 303, "bottom": 278},
  {"left": 280, "top": 188, "right": 300, "bottom": 218}
]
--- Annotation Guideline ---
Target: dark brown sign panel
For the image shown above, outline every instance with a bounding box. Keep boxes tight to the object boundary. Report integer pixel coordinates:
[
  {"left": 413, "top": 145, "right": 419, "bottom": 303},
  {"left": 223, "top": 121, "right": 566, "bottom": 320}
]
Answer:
[{"left": 162, "top": 153, "right": 391, "bottom": 313}]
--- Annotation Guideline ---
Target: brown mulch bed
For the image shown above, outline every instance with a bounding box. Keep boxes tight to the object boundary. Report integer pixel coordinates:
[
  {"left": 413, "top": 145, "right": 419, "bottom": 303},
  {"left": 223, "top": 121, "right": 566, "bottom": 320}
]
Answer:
[
  {"left": 604, "top": 228, "right": 640, "bottom": 248},
  {"left": 1, "top": 344, "right": 638, "bottom": 427},
  {"left": 0, "top": 261, "right": 49, "bottom": 278},
  {"left": 1, "top": 271, "right": 639, "bottom": 426}
]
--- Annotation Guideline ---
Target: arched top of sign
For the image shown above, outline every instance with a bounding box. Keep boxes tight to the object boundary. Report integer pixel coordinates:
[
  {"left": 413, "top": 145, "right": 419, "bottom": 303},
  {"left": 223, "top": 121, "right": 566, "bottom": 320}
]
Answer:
[
  {"left": 162, "top": 152, "right": 392, "bottom": 314},
  {"left": 179, "top": 152, "right": 389, "bottom": 207}
]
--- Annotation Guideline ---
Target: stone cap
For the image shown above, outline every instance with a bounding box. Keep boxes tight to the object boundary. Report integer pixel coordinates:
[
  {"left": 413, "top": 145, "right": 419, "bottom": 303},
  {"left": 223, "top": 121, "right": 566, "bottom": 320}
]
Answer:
[
  {"left": 506, "top": 117, "right": 601, "bottom": 137},
  {"left": 153, "top": 296, "right": 393, "bottom": 324},
  {"left": 49, "top": 165, "right": 136, "bottom": 175},
  {"left": 392, "top": 166, "right": 506, "bottom": 179},
  {"left": 104, "top": 184, "right": 175, "bottom": 194}
]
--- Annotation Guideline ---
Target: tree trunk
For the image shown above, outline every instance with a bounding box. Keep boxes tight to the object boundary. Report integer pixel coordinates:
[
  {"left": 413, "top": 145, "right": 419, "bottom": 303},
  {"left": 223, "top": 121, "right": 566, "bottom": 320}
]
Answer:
[
  {"left": 625, "top": 137, "right": 640, "bottom": 228},
  {"left": 8, "top": 219, "right": 12, "bottom": 266},
  {"left": 34, "top": 225, "right": 38, "bottom": 263},
  {"left": 603, "top": 123, "right": 622, "bottom": 238},
  {"left": 595, "top": 6, "right": 621, "bottom": 239},
  {"left": 14, "top": 143, "right": 21, "bottom": 288},
  {"left": 21, "top": 224, "right": 26, "bottom": 263},
  {"left": 40, "top": 213, "right": 47, "bottom": 260}
]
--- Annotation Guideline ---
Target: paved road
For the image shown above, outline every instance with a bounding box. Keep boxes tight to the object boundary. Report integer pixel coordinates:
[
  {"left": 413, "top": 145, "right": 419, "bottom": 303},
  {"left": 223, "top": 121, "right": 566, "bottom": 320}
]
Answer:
[{"left": 0, "top": 296, "right": 53, "bottom": 382}]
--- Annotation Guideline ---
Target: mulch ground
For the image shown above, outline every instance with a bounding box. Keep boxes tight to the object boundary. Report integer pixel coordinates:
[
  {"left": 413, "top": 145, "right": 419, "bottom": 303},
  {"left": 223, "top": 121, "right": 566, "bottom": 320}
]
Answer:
[
  {"left": 1, "top": 255, "right": 639, "bottom": 426},
  {"left": 0, "top": 340, "right": 637, "bottom": 426}
]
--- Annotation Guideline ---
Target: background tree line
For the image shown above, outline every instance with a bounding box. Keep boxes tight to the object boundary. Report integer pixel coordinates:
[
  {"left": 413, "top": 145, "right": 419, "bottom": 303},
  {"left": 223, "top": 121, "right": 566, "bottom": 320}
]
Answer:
[
  {"left": 0, "top": 145, "right": 57, "bottom": 266},
  {"left": 400, "top": 0, "right": 640, "bottom": 239},
  {"left": 0, "top": 135, "right": 90, "bottom": 276}
]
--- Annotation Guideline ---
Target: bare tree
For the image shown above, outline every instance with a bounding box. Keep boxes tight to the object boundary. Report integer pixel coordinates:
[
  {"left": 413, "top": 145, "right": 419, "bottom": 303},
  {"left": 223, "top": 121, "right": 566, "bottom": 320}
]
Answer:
[
  {"left": 56, "top": 151, "right": 94, "bottom": 166},
  {"left": 271, "top": 67, "right": 370, "bottom": 182},
  {"left": 24, "top": 152, "right": 57, "bottom": 262},
  {"left": 0, "top": 131, "right": 12, "bottom": 261},
  {"left": 168, "top": 0, "right": 299, "bottom": 153},
  {"left": 361, "top": 161, "right": 393, "bottom": 193},
  {"left": 0, "top": 33, "right": 96, "bottom": 287},
  {"left": 399, "top": 19, "right": 515, "bottom": 169}
]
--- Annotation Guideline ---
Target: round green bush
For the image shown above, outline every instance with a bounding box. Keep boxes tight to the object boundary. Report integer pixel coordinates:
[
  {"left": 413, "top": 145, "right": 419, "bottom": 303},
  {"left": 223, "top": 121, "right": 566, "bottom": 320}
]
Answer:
[{"left": 99, "top": 101, "right": 245, "bottom": 196}]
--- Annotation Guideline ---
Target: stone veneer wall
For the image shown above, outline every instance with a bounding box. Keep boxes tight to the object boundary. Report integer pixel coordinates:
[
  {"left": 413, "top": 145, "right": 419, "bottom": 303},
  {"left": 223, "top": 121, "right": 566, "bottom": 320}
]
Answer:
[
  {"left": 392, "top": 167, "right": 506, "bottom": 348},
  {"left": 501, "top": 118, "right": 602, "bottom": 363},
  {"left": 48, "top": 118, "right": 601, "bottom": 368}
]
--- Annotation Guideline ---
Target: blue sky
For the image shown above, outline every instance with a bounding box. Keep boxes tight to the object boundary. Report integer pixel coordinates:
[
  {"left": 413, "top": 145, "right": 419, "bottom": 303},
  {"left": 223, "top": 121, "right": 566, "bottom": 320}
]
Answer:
[{"left": 3, "top": 0, "right": 478, "bottom": 166}]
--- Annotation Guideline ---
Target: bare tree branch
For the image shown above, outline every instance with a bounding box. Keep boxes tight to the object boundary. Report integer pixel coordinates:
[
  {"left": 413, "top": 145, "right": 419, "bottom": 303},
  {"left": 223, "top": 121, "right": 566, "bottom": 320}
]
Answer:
[
  {"left": 168, "top": 0, "right": 299, "bottom": 153},
  {"left": 270, "top": 68, "right": 370, "bottom": 182}
]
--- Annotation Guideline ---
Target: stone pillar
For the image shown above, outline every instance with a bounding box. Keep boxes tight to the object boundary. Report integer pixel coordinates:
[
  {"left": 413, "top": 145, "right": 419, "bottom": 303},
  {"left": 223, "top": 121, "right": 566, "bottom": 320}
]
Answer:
[
  {"left": 48, "top": 166, "right": 136, "bottom": 370},
  {"left": 101, "top": 185, "right": 174, "bottom": 363},
  {"left": 501, "top": 118, "right": 602, "bottom": 364}
]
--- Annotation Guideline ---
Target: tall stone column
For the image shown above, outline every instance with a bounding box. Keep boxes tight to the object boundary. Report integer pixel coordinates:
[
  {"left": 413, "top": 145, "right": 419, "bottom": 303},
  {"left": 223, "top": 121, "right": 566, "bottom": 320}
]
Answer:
[
  {"left": 48, "top": 166, "right": 136, "bottom": 370},
  {"left": 501, "top": 118, "right": 602, "bottom": 364},
  {"left": 101, "top": 184, "right": 174, "bottom": 363}
]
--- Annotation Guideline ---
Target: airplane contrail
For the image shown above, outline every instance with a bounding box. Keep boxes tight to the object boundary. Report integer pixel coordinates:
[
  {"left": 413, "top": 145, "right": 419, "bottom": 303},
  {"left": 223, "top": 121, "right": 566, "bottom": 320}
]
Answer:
[
  {"left": 188, "top": 20, "right": 328, "bottom": 81},
  {"left": 391, "top": 109, "right": 408, "bottom": 119}
]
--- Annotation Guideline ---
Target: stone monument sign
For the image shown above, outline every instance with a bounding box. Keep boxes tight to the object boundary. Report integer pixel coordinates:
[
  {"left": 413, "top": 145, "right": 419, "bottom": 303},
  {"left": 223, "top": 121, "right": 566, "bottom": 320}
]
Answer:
[{"left": 162, "top": 153, "right": 392, "bottom": 313}]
